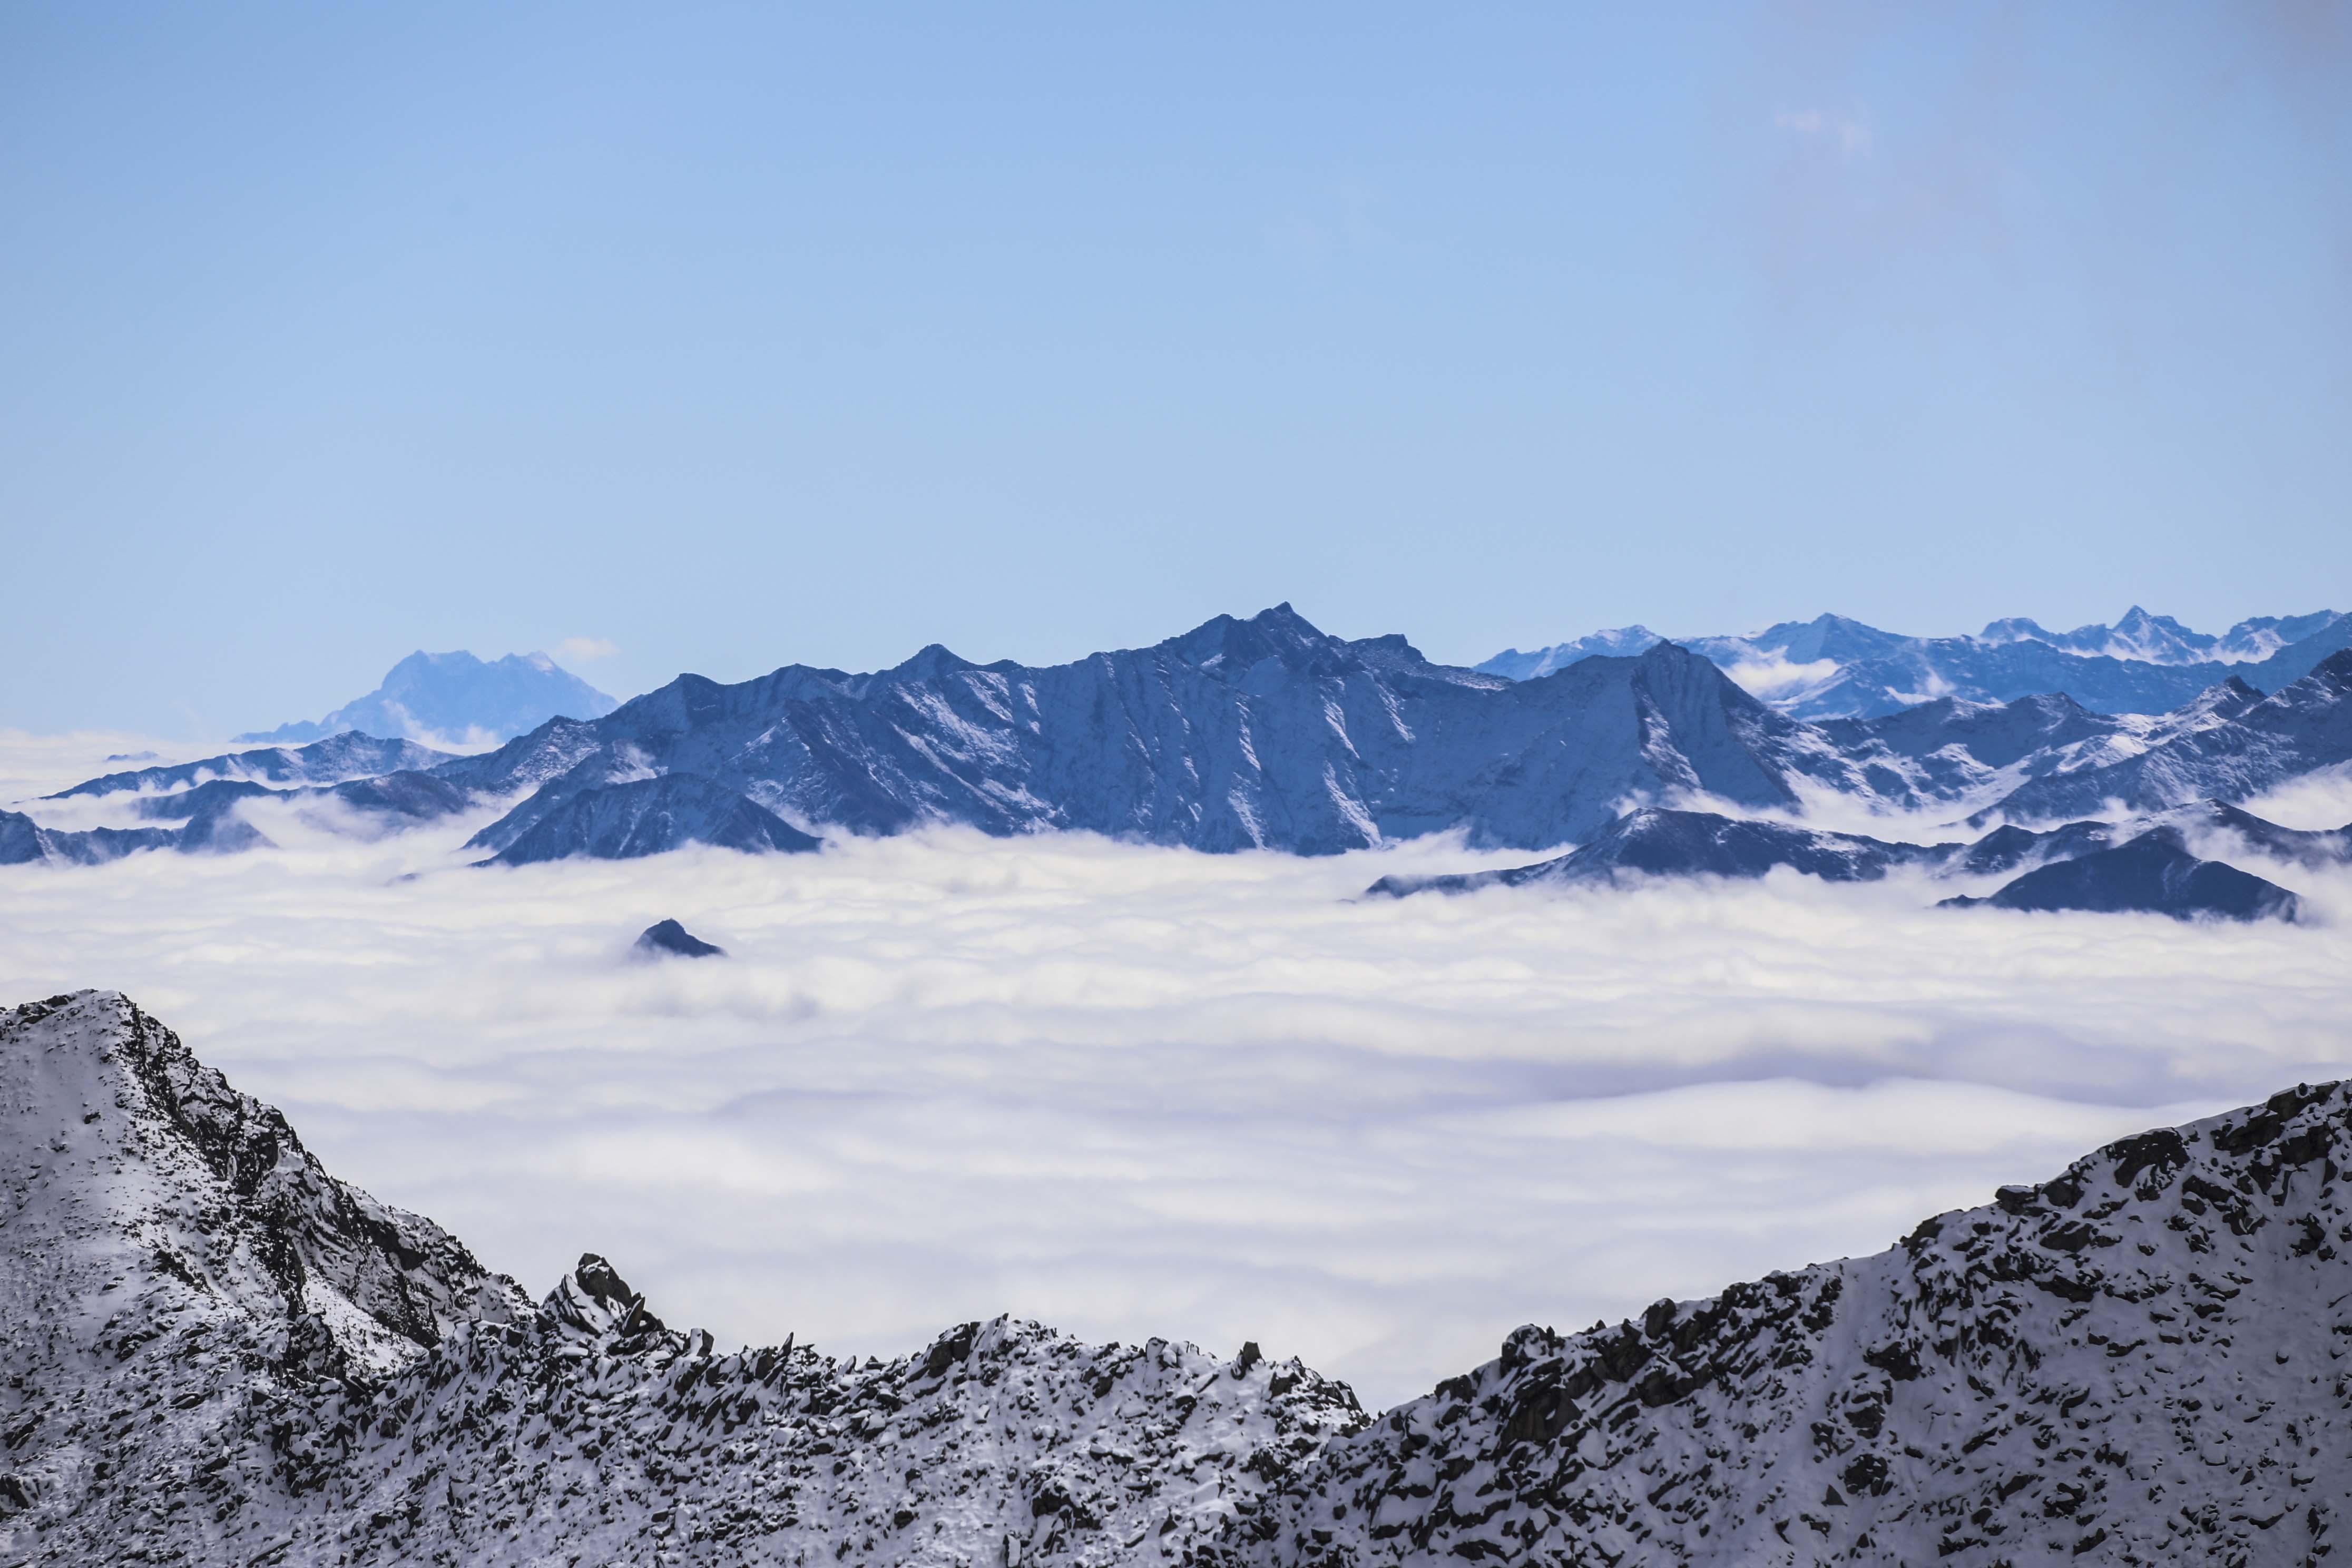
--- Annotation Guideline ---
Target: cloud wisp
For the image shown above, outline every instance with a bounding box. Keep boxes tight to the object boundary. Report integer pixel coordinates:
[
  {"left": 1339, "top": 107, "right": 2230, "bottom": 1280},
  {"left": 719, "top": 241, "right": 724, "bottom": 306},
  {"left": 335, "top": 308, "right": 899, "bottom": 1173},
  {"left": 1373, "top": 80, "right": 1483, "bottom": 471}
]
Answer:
[
  {"left": 5, "top": 745, "right": 2349, "bottom": 1407},
  {"left": 552, "top": 636, "right": 620, "bottom": 665},
  {"left": 1773, "top": 106, "right": 1874, "bottom": 159}
]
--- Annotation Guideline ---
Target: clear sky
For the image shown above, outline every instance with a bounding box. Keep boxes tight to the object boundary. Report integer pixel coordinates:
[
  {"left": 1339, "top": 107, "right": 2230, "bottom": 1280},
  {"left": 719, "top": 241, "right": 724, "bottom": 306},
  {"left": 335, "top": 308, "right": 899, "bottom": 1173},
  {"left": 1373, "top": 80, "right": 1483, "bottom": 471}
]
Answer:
[{"left": 3, "top": 2, "right": 2347, "bottom": 736}]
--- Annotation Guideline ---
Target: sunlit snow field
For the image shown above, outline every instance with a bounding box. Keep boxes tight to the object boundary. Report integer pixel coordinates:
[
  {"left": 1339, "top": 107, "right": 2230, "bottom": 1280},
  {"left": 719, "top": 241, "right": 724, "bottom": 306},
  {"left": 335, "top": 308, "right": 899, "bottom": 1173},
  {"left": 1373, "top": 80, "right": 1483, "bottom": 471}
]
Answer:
[{"left": 6, "top": 730, "right": 2352, "bottom": 1406}]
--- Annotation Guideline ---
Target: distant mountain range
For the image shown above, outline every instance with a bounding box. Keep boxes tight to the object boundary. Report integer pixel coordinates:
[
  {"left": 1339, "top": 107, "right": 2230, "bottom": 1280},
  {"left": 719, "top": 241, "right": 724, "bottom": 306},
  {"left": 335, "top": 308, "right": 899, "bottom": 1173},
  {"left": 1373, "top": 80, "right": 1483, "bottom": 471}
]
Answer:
[
  {"left": 1369, "top": 802, "right": 2341, "bottom": 923},
  {"left": 1479, "top": 607, "right": 2351, "bottom": 720},
  {"left": 14, "top": 989, "right": 2352, "bottom": 1564},
  {"left": 13, "top": 607, "right": 2352, "bottom": 916},
  {"left": 236, "top": 650, "right": 619, "bottom": 746}
]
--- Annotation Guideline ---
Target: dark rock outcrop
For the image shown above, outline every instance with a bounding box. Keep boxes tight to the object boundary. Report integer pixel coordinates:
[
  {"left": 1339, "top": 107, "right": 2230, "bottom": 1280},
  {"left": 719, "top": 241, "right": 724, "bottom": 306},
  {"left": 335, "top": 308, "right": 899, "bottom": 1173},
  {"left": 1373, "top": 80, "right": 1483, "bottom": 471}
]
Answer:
[{"left": 634, "top": 918, "right": 725, "bottom": 958}]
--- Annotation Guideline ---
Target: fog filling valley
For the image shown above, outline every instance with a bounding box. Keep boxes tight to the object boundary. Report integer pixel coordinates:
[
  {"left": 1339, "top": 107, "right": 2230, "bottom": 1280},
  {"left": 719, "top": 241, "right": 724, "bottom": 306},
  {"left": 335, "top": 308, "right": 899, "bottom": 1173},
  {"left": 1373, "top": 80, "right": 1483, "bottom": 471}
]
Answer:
[{"left": 6, "top": 733, "right": 2351, "bottom": 1407}]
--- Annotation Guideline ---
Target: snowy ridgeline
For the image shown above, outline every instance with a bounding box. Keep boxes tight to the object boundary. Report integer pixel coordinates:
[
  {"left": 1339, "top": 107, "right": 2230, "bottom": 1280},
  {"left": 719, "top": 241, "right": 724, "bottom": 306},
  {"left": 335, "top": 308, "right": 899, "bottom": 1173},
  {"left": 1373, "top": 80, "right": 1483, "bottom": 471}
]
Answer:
[
  {"left": 1478, "top": 606, "right": 2352, "bottom": 720},
  {"left": 4, "top": 991, "right": 2349, "bottom": 1566},
  {"left": 12, "top": 609, "right": 2352, "bottom": 897}
]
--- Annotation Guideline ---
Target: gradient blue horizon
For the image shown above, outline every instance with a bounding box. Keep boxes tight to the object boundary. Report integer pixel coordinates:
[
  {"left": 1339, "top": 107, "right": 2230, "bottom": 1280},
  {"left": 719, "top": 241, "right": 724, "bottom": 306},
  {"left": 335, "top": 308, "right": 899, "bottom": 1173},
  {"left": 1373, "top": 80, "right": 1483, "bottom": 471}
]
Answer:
[{"left": 3, "top": 2, "right": 2347, "bottom": 737}]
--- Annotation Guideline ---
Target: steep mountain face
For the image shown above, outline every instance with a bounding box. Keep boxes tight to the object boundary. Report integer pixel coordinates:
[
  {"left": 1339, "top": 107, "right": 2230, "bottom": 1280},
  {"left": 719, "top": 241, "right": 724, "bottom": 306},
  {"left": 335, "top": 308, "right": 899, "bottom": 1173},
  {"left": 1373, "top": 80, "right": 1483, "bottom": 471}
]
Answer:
[
  {"left": 236, "top": 651, "right": 620, "bottom": 747},
  {"left": 1252, "top": 1080, "right": 2352, "bottom": 1566},
  {"left": 1481, "top": 609, "right": 2351, "bottom": 720},
  {"left": 485, "top": 773, "right": 822, "bottom": 866},
  {"left": 433, "top": 606, "right": 1886, "bottom": 859},
  {"left": 7, "top": 993, "right": 2352, "bottom": 1566},
  {"left": 0, "top": 993, "right": 1362, "bottom": 1567},
  {"left": 0, "top": 992, "right": 529, "bottom": 1562},
  {"left": 1977, "top": 650, "right": 2352, "bottom": 824},
  {"left": 46, "top": 733, "right": 450, "bottom": 801}
]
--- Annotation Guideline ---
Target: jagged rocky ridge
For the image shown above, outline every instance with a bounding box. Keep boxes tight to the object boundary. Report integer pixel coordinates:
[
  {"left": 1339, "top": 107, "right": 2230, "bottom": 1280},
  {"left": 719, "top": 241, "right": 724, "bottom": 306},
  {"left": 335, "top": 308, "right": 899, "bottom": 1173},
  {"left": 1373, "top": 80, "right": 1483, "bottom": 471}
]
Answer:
[
  {"left": 1481, "top": 607, "right": 2352, "bottom": 720},
  {"left": 6, "top": 991, "right": 2352, "bottom": 1565},
  {"left": 0, "top": 993, "right": 1360, "bottom": 1567},
  {"left": 439, "top": 606, "right": 1880, "bottom": 863},
  {"left": 17, "top": 615, "right": 2352, "bottom": 869},
  {"left": 236, "top": 650, "right": 619, "bottom": 746}
]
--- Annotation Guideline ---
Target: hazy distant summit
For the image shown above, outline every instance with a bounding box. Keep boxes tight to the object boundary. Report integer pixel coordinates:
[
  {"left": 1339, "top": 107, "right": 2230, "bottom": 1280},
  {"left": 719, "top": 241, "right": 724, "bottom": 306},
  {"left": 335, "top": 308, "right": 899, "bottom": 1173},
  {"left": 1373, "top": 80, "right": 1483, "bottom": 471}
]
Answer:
[
  {"left": 237, "top": 651, "right": 619, "bottom": 747},
  {"left": 1480, "top": 607, "right": 2349, "bottom": 719}
]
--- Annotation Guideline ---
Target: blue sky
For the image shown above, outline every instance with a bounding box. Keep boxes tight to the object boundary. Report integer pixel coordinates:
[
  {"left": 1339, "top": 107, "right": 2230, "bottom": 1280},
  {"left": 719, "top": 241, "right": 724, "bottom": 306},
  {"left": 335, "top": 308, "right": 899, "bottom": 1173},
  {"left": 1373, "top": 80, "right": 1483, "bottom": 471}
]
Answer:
[{"left": 3, "top": 2, "right": 2347, "bottom": 736}]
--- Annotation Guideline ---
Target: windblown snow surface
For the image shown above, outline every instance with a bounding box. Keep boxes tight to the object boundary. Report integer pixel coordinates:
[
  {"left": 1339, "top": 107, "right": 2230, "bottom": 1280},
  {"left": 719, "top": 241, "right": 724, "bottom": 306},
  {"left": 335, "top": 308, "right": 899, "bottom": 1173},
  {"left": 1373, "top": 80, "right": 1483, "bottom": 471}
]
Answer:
[{"left": 6, "top": 992, "right": 2351, "bottom": 1566}]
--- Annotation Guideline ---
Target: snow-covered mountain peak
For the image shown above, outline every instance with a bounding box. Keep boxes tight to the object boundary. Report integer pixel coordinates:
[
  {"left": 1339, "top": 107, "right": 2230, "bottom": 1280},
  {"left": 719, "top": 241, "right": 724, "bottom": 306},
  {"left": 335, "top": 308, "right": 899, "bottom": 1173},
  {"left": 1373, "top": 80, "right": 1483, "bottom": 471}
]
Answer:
[
  {"left": 7, "top": 992, "right": 2352, "bottom": 1564},
  {"left": 237, "top": 649, "right": 620, "bottom": 747}
]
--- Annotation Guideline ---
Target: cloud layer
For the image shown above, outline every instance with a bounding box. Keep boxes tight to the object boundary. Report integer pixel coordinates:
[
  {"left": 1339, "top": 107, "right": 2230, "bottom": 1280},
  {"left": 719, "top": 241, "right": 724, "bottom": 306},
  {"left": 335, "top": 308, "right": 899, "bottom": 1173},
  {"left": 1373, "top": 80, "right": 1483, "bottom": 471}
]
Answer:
[{"left": 4, "top": 732, "right": 2349, "bottom": 1407}]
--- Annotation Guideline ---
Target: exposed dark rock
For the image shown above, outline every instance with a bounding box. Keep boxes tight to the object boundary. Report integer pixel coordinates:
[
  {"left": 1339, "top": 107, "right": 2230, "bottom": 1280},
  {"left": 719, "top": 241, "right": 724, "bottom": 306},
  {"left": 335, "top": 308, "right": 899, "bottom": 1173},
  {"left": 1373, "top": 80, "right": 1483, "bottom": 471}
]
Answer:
[{"left": 634, "top": 919, "right": 725, "bottom": 959}]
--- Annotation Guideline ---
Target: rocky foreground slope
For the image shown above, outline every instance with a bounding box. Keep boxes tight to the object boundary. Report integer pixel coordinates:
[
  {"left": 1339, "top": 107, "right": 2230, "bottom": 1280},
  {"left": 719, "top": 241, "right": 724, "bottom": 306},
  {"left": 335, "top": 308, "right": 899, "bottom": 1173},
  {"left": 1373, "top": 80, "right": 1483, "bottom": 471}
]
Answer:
[{"left": 4, "top": 992, "right": 2349, "bottom": 1565}]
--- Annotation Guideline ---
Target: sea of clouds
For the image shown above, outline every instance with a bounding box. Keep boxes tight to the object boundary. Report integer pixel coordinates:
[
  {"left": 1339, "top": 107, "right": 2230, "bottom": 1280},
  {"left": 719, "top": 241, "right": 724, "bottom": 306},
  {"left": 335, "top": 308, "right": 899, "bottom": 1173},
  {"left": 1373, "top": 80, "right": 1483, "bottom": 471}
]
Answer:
[{"left": 5, "top": 730, "right": 2351, "bottom": 1407}]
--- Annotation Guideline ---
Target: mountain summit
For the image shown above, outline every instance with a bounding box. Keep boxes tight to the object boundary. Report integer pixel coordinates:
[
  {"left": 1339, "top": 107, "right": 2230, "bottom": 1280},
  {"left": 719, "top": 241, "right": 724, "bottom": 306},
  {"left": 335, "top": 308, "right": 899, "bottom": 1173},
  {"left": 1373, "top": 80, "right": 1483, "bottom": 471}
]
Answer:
[
  {"left": 237, "top": 650, "right": 619, "bottom": 747},
  {"left": 431, "top": 605, "right": 1880, "bottom": 860}
]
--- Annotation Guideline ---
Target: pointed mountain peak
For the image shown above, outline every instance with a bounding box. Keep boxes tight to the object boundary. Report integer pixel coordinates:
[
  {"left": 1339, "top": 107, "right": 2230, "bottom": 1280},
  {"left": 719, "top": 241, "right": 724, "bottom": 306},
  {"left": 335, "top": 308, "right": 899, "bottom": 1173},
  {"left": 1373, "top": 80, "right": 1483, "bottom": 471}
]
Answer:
[
  {"left": 1165, "top": 604, "right": 1341, "bottom": 671},
  {"left": 572, "top": 1253, "right": 637, "bottom": 1311},
  {"left": 2310, "top": 647, "right": 2352, "bottom": 690},
  {"left": 545, "top": 1253, "right": 670, "bottom": 1343},
  {"left": 886, "top": 643, "right": 977, "bottom": 682}
]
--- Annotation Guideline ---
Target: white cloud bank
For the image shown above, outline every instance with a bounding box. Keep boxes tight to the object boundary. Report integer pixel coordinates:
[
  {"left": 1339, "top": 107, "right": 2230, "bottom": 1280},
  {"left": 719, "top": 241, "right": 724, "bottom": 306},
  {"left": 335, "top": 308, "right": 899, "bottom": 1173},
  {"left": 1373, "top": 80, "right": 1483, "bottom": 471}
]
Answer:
[{"left": 3, "top": 731, "right": 2349, "bottom": 1407}]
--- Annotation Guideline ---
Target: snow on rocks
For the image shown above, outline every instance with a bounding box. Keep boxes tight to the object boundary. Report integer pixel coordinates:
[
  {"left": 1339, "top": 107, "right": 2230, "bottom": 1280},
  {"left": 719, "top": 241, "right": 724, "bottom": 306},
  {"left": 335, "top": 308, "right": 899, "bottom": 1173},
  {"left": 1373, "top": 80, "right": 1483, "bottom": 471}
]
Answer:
[{"left": 4, "top": 990, "right": 2350, "bottom": 1565}]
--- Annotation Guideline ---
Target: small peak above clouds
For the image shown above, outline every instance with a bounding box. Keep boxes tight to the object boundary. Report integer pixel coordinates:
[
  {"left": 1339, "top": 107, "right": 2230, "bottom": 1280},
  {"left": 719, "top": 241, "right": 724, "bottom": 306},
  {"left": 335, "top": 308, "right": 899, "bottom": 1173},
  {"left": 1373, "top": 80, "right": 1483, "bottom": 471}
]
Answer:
[
  {"left": 236, "top": 650, "right": 621, "bottom": 749},
  {"left": 633, "top": 918, "right": 725, "bottom": 959}
]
